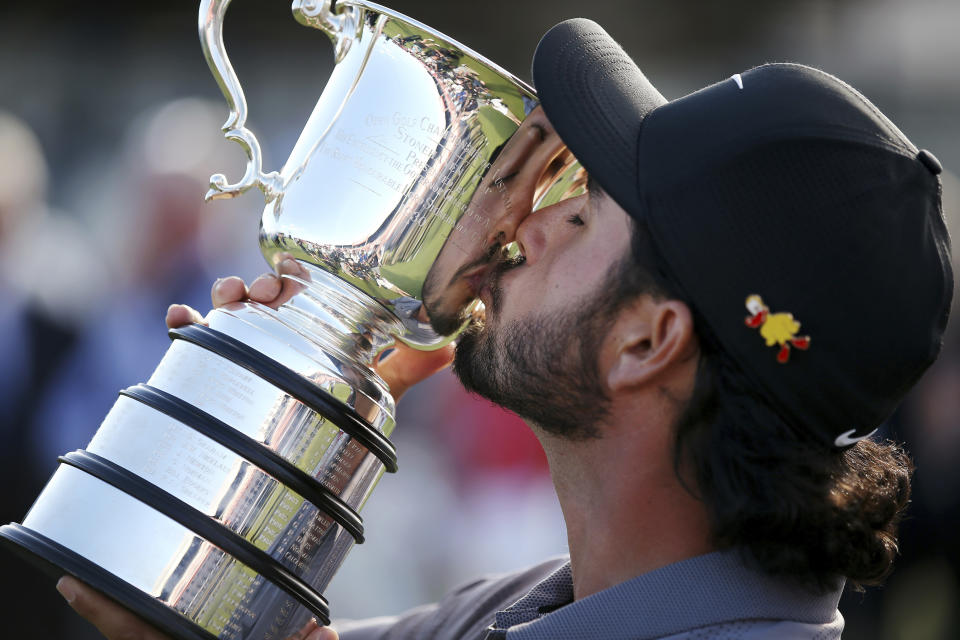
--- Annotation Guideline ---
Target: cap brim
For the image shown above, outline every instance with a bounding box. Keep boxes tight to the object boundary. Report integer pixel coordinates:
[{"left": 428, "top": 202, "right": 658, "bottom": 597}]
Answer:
[{"left": 532, "top": 19, "right": 667, "bottom": 217}]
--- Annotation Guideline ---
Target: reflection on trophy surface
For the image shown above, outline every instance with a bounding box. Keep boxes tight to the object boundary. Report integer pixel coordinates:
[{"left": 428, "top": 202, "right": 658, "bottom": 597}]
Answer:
[
  {"left": 421, "top": 106, "right": 583, "bottom": 337},
  {"left": 0, "top": 1, "right": 583, "bottom": 638}
]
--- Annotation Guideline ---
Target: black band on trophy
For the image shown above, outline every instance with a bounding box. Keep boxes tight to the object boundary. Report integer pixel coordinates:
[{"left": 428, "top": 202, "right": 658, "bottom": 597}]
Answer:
[
  {"left": 0, "top": 523, "right": 221, "bottom": 640},
  {"left": 57, "top": 450, "right": 332, "bottom": 626},
  {"left": 169, "top": 324, "right": 399, "bottom": 473},
  {"left": 121, "top": 383, "right": 366, "bottom": 544}
]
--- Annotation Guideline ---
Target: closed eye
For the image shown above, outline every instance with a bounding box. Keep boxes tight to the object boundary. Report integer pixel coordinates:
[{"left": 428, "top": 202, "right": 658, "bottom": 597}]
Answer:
[{"left": 567, "top": 214, "right": 585, "bottom": 226}]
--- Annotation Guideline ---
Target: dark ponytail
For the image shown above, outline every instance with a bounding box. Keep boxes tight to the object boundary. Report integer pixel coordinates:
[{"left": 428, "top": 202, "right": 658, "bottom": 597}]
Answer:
[{"left": 673, "top": 332, "right": 913, "bottom": 591}]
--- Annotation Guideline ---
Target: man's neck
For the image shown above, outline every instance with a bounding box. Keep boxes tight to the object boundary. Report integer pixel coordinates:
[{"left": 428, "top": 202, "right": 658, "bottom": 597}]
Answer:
[{"left": 534, "top": 412, "right": 713, "bottom": 601}]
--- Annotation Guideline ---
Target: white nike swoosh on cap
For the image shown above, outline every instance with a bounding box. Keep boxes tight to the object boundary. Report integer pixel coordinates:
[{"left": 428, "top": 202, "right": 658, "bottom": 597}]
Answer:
[{"left": 834, "top": 428, "right": 878, "bottom": 447}]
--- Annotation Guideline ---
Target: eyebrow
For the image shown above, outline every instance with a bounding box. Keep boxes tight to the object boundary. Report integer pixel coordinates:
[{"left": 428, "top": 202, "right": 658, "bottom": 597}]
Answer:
[{"left": 586, "top": 174, "right": 606, "bottom": 200}]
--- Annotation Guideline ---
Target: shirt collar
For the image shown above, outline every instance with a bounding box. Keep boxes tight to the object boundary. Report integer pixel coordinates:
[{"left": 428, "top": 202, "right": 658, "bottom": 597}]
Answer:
[
  {"left": 492, "top": 562, "right": 574, "bottom": 630},
  {"left": 494, "top": 549, "right": 844, "bottom": 640}
]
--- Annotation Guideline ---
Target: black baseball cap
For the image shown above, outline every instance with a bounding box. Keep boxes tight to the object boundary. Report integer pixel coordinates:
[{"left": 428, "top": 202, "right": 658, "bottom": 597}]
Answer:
[{"left": 532, "top": 19, "right": 953, "bottom": 448}]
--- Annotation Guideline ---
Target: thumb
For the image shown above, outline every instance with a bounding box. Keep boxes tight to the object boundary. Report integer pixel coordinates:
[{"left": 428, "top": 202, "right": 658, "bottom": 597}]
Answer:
[
  {"left": 287, "top": 618, "right": 339, "bottom": 640},
  {"left": 57, "top": 576, "right": 173, "bottom": 640},
  {"left": 306, "top": 626, "right": 340, "bottom": 640}
]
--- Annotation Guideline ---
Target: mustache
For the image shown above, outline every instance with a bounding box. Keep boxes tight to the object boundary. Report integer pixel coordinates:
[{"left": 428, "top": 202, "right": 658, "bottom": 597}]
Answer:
[
  {"left": 448, "top": 232, "right": 523, "bottom": 286},
  {"left": 484, "top": 231, "right": 527, "bottom": 275},
  {"left": 493, "top": 251, "right": 526, "bottom": 273}
]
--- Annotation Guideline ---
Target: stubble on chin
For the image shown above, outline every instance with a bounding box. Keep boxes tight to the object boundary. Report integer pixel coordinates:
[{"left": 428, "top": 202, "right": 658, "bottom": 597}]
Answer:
[{"left": 452, "top": 299, "right": 614, "bottom": 442}]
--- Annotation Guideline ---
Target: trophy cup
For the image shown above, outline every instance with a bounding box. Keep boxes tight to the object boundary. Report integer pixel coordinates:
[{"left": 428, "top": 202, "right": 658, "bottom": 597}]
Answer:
[{"left": 0, "top": 1, "right": 583, "bottom": 638}]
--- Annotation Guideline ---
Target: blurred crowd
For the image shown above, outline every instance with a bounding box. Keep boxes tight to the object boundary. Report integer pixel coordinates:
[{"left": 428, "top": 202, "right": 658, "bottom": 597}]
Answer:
[
  {"left": 1, "top": 1, "right": 959, "bottom": 639},
  {"left": 0, "top": 100, "right": 266, "bottom": 638}
]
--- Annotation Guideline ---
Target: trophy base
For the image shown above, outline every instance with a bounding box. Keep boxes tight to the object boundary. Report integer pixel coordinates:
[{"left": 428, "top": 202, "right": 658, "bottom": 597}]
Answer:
[
  {"left": 0, "top": 523, "right": 219, "bottom": 640},
  {"left": 2, "top": 272, "right": 403, "bottom": 639}
]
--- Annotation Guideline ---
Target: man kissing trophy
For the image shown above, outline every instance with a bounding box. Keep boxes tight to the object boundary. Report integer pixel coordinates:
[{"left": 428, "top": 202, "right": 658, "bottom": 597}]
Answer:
[{"left": 0, "top": 1, "right": 580, "bottom": 638}]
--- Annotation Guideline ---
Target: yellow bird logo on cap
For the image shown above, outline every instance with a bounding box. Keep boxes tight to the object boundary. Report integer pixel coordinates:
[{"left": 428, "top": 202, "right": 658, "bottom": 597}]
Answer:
[{"left": 744, "top": 294, "right": 811, "bottom": 363}]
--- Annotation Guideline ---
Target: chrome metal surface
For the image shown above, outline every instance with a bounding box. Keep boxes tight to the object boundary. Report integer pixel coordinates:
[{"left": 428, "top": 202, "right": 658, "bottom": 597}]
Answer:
[
  {"left": 87, "top": 391, "right": 364, "bottom": 583},
  {"left": 5, "top": 2, "right": 587, "bottom": 639},
  {"left": 162, "top": 306, "right": 396, "bottom": 441},
  {"left": 205, "top": 0, "right": 583, "bottom": 351},
  {"left": 23, "top": 466, "right": 329, "bottom": 638},
  {"left": 200, "top": 0, "right": 284, "bottom": 201},
  {"left": 258, "top": 0, "right": 580, "bottom": 349}
]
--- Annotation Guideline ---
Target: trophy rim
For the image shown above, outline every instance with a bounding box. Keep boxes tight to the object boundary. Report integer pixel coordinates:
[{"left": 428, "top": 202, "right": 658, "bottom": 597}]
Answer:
[{"left": 344, "top": 0, "right": 537, "bottom": 99}]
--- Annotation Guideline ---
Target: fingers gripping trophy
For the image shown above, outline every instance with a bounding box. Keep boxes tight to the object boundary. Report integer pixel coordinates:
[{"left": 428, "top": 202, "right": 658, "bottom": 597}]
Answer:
[{"left": 0, "top": 1, "right": 581, "bottom": 638}]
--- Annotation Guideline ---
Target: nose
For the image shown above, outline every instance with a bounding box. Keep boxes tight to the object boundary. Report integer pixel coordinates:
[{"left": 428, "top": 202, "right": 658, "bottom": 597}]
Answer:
[
  {"left": 514, "top": 194, "right": 587, "bottom": 265},
  {"left": 483, "top": 107, "right": 567, "bottom": 248}
]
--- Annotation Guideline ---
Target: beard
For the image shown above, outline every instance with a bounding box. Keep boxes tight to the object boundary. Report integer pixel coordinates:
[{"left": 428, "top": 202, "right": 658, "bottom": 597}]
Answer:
[{"left": 453, "top": 269, "right": 618, "bottom": 440}]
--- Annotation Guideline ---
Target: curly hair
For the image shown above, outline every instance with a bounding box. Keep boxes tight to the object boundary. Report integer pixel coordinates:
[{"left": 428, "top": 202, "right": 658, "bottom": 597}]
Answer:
[{"left": 616, "top": 214, "right": 915, "bottom": 591}]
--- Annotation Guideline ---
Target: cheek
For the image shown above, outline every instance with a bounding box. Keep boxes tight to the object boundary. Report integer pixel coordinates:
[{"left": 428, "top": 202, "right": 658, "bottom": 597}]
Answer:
[
  {"left": 509, "top": 251, "right": 602, "bottom": 316},
  {"left": 554, "top": 242, "right": 616, "bottom": 292},
  {"left": 500, "top": 215, "right": 630, "bottom": 318}
]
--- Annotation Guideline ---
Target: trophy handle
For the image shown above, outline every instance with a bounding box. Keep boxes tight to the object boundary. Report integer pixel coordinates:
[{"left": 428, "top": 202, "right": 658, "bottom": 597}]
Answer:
[
  {"left": 199, "top": 0, "right": 362, "bottom": 202},
  {"left": 292, "top": 0, "right": 363, "bottom": 63},
  {"left": 199, "top": 0, "right": 285, "bottom": 201}
]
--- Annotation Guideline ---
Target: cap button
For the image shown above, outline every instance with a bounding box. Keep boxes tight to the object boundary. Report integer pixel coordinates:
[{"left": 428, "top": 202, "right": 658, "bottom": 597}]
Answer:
[{"left": 917, "top": 149, "right": 943, "bottom": 175}]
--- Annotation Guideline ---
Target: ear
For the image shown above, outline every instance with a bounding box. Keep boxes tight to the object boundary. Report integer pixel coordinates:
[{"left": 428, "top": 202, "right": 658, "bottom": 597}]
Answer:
[{"left": 605, "top": 299, "right": 696, "bottom": 393}]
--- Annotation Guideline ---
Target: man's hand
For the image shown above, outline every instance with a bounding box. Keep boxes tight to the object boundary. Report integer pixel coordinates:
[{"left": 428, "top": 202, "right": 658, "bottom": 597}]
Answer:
[
  {"left": 56, "top": 576, "right": 338, "bottom": 640},
  {"left": 166, "top": 261, "right": 455, "bottom": 401}
]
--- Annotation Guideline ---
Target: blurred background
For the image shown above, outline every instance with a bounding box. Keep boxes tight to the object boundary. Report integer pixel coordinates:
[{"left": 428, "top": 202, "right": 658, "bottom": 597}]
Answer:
[{"left": 0, "top": 0, "right": 957, "bottom": 638}]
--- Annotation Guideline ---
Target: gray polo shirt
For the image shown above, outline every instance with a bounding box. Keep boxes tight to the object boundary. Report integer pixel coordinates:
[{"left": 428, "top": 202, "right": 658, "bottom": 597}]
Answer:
[{"left": 334, "top": 550, "right": 845, "bottom": 639}]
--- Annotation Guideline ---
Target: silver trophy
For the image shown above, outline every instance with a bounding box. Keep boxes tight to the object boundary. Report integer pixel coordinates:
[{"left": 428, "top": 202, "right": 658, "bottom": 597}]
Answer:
[{"left": 1, "top": 1, "right": 583, "bottom": 639}]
